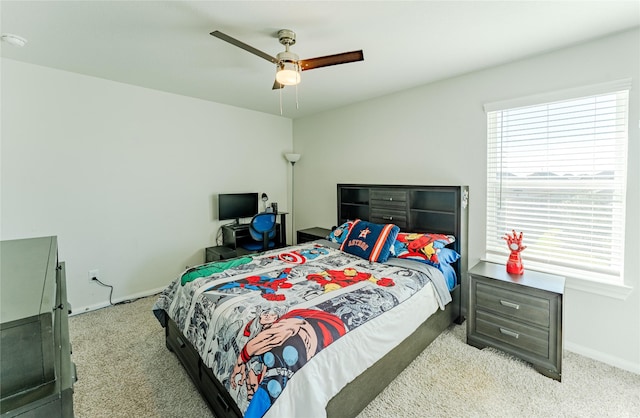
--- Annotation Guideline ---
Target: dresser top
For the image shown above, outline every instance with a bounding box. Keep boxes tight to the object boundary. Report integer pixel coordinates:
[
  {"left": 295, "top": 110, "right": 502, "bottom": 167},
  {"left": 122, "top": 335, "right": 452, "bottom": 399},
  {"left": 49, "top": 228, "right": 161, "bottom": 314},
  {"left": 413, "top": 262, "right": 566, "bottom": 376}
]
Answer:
[
  {"left": 469, "top": 261, "right": 565, "bottom": 295},
  {"left": 1, "top": 236, "right": 58, "bottom": 323}
]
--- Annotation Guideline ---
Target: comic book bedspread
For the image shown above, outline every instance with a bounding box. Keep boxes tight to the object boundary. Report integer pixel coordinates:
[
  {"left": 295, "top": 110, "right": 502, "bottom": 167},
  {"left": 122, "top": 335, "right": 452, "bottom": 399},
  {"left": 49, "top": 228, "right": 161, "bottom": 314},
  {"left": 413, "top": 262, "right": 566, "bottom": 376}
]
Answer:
[{"left": 153, "top": 243, "right": 450, "bottom": 418}]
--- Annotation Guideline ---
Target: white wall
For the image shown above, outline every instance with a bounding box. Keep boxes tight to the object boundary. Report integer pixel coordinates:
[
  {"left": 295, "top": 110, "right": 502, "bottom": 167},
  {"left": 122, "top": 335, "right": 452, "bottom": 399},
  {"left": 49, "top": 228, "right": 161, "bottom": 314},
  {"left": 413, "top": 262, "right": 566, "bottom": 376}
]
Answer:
[
  {"left": 2, "top": 28, "right": 637, "bottom": 373},
  {"left": 293, "top": 28, "right": 640, "bottom": 372},
  {"left": 1, "top": 59, "right": 293, "bottom": 313}
]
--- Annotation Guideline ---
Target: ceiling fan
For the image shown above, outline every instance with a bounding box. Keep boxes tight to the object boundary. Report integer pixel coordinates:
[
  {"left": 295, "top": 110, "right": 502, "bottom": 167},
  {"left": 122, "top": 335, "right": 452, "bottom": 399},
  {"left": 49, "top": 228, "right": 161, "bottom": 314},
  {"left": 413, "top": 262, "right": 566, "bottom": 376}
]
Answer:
[{"left": 210, "top": 29, "right": 364, "bottom": 90}]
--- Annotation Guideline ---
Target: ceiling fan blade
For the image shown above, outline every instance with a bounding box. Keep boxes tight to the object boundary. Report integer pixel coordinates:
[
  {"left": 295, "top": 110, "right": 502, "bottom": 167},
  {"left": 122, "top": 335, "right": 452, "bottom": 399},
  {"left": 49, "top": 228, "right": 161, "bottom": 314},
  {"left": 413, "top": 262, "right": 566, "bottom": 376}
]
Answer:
[
  {"left": 299, "top": 50, "right": 364, "bottom": 71},
  {"left": 210, "top": 30, "right": 279, "bottom": 64},
  {"left": 272, "top": 80, "right": 285, "bottom": 90}
]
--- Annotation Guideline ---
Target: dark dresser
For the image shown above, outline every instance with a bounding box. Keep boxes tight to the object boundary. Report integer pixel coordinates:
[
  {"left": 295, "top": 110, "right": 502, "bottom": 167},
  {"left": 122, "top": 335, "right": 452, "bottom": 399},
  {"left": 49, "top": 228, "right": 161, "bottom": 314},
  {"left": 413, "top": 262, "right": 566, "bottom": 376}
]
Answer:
[
  {"left": 0, "top": 236, "right": 76, "bottom": 417},
  {"left": 467, "top": 261, "right": 564, "bottom": 381}
]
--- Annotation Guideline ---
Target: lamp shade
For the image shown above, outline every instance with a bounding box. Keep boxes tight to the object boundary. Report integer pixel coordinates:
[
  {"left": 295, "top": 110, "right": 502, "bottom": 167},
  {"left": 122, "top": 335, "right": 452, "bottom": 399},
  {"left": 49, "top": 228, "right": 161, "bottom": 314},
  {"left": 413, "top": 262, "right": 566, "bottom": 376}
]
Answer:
[
  {"left": 284, "top": 153, "right": 301, "bottom": 163},
  {"left": 276, "top": 51, "right": 301, "bottom": 86},
  {"left": 276, "top": 63, "right": 301, "bottom": 86}
]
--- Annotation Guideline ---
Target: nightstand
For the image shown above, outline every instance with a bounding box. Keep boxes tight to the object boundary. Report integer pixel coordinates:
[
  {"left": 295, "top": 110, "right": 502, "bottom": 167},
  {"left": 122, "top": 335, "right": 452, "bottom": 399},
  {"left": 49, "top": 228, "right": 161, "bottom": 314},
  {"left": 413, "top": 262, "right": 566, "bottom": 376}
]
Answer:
[
  {"left": 467, "top": 261, "right": 565, "bottom": 381},
  {"left": 297, "top": 227, "right": 332, "bottom": 244},
  {"left": 205, "top": 246, "right": 237, "bottom": 262}
]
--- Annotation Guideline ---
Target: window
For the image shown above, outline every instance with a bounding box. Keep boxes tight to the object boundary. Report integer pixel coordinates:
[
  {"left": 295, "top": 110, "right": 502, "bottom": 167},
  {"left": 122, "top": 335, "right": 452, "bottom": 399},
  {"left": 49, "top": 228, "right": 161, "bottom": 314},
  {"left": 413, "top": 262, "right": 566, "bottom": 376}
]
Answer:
[{"left": 485, "top": 80, "right": 629, "bottom": 283}]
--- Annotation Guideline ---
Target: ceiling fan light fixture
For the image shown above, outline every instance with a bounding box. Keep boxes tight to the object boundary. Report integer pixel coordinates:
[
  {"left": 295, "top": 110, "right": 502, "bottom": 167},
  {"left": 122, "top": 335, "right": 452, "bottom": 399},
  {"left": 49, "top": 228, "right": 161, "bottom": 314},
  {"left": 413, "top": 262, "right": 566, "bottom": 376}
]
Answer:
[
  {"left": 210, "top": 29, "right": 363, "bottom": 92},
  {"left": 276, "top": 63, "right": 301, "bottom": 86}
]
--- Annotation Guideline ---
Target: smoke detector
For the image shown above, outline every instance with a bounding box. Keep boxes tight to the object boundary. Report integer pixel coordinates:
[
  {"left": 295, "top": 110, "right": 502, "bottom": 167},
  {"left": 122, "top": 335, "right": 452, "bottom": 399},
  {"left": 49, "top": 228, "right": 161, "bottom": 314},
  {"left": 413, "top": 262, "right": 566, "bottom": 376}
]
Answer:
[{"left": 1, "top": 34, "right": 28, "bottom": 47}]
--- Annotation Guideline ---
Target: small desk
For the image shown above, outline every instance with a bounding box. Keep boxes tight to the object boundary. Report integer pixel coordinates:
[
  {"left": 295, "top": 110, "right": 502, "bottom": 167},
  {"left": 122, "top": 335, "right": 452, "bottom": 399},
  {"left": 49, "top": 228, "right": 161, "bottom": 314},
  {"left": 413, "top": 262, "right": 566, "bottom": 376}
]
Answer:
[{"left": 222, "top": 212, "right": 288, "bottom": 249}]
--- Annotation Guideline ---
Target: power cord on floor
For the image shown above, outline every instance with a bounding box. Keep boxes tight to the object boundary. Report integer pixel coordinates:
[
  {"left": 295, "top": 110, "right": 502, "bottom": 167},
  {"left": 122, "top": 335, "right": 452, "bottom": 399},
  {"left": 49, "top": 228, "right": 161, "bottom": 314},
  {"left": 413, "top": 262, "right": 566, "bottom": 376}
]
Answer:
[{"left": 91, "top": 277, "right": 140, "bottom": 306}]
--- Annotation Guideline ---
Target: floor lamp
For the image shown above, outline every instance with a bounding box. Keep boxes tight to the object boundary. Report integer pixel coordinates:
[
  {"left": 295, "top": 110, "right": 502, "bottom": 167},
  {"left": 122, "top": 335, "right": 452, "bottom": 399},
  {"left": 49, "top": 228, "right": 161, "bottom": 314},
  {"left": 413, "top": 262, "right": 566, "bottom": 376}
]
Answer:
[{"left": 284, "top": 153, "right": 301, "bottom": 244}]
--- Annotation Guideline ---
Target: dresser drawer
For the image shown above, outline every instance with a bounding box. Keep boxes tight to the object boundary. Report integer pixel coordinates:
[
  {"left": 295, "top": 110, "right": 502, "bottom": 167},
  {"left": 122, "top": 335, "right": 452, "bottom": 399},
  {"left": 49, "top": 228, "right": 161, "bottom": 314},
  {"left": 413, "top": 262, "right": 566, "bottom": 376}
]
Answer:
[
  {"left": 475, "top": 310, "right": 550, "bottom": 358},
  {"left": 475, "top": 281, "right": 550, "bottom": 328}
]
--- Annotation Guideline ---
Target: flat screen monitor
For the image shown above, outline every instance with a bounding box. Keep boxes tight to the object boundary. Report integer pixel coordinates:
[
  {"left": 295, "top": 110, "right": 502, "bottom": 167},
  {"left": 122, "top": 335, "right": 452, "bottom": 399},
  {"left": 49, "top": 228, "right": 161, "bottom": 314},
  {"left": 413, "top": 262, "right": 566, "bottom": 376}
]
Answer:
[{"left": 218, "top": 193, "right": 259, "bottom": 223}]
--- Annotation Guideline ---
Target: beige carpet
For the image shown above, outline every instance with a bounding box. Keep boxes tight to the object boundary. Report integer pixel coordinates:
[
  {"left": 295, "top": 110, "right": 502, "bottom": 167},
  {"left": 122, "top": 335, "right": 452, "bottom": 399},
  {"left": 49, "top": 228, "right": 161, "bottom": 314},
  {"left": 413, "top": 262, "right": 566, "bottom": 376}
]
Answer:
[{"left": 69, "top": 295, "right": 640, "bottom": 418}]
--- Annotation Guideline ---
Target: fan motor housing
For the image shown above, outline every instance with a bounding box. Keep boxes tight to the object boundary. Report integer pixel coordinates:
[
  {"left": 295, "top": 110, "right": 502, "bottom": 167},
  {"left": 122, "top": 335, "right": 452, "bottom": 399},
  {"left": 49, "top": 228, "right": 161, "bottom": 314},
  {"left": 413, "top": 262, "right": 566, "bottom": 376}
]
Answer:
[
  {"left": 278, "top": 29, "right": 296, "bottom": 46},
  {"left": 277, "top": 50, "right": 299, "bottom": 64}
]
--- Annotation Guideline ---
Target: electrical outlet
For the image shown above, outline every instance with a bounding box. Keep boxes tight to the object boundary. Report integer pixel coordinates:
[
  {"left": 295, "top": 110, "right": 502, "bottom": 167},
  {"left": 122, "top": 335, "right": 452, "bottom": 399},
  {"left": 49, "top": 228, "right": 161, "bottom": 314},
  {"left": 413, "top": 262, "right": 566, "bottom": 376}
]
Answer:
[{"left": 88, "top": 269, "right": 99, "bottom": 282}]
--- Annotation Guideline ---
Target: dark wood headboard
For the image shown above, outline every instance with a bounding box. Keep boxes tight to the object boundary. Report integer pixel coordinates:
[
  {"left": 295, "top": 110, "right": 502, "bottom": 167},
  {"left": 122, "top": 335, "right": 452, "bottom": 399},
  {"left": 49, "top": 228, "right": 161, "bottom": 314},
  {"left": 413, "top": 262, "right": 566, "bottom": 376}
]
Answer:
[{"left": 337, "top": 184, "right": 469, "bottom": 285}]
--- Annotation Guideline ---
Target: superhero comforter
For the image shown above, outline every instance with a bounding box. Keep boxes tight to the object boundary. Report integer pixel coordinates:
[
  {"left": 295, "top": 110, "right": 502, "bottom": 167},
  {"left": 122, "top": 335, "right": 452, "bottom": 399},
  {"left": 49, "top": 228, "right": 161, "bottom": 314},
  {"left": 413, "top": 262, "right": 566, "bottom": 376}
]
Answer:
[{"left": 153, "top": 242, "right": 452, "bottom": 418}]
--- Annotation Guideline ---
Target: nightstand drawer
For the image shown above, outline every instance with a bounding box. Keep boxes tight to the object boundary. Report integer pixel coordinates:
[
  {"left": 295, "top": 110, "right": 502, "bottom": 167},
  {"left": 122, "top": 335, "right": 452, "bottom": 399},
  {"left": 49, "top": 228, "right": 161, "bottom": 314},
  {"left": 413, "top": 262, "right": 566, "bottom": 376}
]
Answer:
[
  {"left": 475, "top": 281, "right": 550, "bottom": 327},
  {"left": 476, "top": 310, "right": 549, "bottom": 358}
]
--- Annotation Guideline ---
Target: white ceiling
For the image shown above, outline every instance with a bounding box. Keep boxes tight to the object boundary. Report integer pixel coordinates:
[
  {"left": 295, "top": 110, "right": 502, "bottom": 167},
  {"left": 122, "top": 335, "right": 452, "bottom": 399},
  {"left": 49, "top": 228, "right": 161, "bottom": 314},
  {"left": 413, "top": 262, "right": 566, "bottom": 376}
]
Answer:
[{"left": 2, "top": 1, "right": 638, "bottom": 119}]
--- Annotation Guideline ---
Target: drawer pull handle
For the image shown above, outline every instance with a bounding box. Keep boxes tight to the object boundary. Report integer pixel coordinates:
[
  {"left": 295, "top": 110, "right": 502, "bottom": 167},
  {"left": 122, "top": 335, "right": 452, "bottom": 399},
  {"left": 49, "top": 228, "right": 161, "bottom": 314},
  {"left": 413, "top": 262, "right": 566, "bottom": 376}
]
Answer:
[
  {"left": 176, "top": 336, "right": 186, "bottom": 348},
  {"left": 499, "top": 328, "right": 520, "bottom": 339},
  {"left": 383, "top": 216, "right": 393, "bottom": 220},
  {"left": 500, "top": 300, "right": 520, "bottom": 310},
  {"left": 217, "top": 393, "right": 229, "bottom": 411},
  {"left": 388, "top": 197, "right": 393, "bottom": 201}
]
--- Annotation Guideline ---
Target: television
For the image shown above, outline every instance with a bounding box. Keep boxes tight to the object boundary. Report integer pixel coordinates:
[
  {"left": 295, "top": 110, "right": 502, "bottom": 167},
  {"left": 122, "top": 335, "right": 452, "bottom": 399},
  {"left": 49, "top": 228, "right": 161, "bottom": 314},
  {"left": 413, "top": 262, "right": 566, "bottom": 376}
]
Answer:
[{"left": 218, "top": 193, "right": 259, "bottom": 224}]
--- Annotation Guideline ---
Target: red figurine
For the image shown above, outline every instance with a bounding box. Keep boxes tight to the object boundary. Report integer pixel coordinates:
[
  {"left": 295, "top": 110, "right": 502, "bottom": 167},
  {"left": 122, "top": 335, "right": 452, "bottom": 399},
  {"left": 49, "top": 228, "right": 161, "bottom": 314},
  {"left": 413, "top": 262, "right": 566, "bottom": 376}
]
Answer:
[{"left": 503, "top": 230, "right": 526, "bottom": 275}]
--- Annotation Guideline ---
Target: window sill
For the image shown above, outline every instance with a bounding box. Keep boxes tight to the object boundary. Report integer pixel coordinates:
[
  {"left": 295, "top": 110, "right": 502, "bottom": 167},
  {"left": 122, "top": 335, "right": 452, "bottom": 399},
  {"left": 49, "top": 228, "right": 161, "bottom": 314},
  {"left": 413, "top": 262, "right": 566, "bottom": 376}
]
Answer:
[
  {"left": 564, "top": 276, "right": 633, "bottom": 300},
  {"left": 481, "top": 256, "right": 633, "bottom": 300}
]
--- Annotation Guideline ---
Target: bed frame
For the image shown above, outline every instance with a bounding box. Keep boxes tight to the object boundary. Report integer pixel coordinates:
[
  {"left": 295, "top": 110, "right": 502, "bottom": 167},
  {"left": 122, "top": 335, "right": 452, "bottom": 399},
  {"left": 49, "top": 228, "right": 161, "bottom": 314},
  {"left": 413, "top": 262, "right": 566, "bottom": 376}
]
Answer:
[{"left": 163, "top": 184, "right": 469, "bottom": 418}]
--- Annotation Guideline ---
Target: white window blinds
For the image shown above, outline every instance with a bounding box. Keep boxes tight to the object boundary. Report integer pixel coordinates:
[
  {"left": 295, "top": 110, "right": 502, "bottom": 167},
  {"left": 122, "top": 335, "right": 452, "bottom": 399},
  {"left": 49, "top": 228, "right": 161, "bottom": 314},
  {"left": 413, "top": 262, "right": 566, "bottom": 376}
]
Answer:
[{"left": 485, "top": 84, "right": 629, "bottom": 282}]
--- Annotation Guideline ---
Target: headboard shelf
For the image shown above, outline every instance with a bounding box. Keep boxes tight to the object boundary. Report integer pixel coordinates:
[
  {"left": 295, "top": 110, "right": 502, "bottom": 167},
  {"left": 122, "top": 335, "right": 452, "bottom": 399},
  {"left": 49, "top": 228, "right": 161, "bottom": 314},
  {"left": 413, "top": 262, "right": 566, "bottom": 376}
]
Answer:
[
  {"left": 410, "top": 189, "right": 458, "bottom": 212},
  {"left": 339, "top": 187, "right": 370, "bottom": 205}
]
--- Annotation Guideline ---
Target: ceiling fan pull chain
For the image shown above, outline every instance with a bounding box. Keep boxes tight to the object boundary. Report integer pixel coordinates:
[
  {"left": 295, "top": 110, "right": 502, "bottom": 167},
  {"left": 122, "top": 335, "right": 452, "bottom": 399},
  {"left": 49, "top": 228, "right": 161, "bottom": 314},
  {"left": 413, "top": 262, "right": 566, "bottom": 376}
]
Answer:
[
  {"left": 279, "top": 87, "right": 283, "bottom": 115},
  {"left": 295, "top": 83, "right": 299, "bottom": 109}
]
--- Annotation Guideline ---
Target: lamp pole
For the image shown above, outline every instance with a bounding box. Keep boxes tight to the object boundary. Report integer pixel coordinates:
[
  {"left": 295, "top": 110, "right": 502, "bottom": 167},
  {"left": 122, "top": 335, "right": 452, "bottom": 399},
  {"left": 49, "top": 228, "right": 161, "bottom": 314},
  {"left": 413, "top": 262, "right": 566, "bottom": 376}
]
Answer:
[{"left": 284, "top": 153, "right": 301, "bottom": 244}]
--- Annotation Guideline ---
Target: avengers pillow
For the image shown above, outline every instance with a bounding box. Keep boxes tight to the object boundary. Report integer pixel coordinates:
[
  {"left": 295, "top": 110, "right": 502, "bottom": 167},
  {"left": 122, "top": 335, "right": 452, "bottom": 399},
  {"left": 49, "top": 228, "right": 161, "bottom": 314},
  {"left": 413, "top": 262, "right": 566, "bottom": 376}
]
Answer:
[
  {"left": 391, "top": 232, "right": 455, "bottom": 264},
  {"left": 327, "top": 220, "right": 355, "bottom": 244},
  {"left": 340, "top": 220, "right": 399, "bottom": 263}
]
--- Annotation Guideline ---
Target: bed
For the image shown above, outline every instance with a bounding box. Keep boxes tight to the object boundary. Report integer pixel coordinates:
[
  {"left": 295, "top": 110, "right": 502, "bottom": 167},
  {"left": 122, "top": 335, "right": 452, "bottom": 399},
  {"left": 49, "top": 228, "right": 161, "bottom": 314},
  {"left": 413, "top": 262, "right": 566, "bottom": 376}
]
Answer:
[{"left": 153, "top": 184, "right": 469, "bottom": 418}]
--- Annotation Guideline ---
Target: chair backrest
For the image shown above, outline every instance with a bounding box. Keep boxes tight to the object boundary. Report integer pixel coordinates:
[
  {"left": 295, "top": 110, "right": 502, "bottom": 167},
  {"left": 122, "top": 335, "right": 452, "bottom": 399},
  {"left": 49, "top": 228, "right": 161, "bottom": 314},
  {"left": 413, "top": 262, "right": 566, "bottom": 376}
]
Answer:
[{"left": 249, "top": 212, "right": 277, "bottom": 250}]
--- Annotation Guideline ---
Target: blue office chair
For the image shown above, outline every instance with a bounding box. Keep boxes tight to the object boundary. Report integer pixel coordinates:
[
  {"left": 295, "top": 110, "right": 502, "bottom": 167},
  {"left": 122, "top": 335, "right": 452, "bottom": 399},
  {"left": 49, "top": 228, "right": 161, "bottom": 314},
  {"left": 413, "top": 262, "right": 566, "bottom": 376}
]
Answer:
[{"left": 242, "top": 212, "right": 277, "bottom": 252}]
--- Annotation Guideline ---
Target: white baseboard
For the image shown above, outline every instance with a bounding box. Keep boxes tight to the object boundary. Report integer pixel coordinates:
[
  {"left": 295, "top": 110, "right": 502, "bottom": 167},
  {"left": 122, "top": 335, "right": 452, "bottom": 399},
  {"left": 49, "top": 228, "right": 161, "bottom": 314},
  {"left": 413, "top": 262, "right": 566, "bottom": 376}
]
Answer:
[
  {"left": 566, "top": 342, "right": 640, "bottom": 374},
  {"left": 70, "top": 286, "right": 166, "bottom": 316}
]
